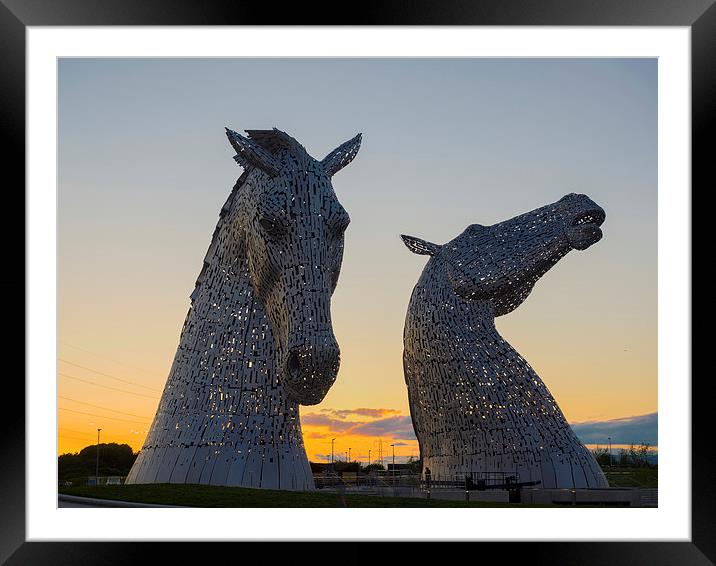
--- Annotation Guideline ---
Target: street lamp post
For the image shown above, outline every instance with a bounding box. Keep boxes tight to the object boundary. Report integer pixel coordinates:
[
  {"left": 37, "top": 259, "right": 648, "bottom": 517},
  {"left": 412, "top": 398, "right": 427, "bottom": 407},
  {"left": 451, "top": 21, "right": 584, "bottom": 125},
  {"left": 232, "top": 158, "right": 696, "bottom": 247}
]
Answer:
[
  {"left": 348, "top": 448, "right": 351, "bottom": 462},
  {"left": 608, "top": 436, "right": 612, "bottom": 467},
  {"left": 390, "top": 444, "right": 395, "bottom": 484},
  {"left": 331, "top": 438, "right": 336, "bottom": 468},
  {"left": 368, "top": 449, "right": 371, "bottom": 467},
  {"left": 95, "top": 428, "right": 101, "bottom": 486}
]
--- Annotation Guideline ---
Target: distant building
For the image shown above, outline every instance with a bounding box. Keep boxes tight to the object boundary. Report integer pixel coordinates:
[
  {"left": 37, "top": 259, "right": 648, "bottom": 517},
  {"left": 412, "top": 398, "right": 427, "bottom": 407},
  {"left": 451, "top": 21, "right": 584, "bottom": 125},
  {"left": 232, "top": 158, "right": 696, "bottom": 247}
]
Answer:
[{"left": 309, "top": 461, "right": 360, "bottom": 474}]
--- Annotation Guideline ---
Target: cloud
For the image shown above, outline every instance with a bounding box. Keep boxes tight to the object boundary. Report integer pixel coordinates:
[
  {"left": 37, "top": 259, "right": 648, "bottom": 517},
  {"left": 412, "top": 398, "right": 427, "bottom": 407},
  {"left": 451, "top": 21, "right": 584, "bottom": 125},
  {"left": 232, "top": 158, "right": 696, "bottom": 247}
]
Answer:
[
  {"left": 304, "top": 431, "right": 331, "bottom": 439},
  {"left": 319, "top": 408, "right": 402, "bottom": 419},
  {"left": 570, "top": 412, "right": 657, "bottom": 445},
  {"left": 301, "top": 414, "right": 358, "bottom": 432},
  {"left": 302, "top": 411, "right": 417, "bottom": 441},
  {"left": 305, "top": 408, "right": 655, "bottom": 447},
  {"left": 348, "top": 416, "right": 417, "bottom": 440}
]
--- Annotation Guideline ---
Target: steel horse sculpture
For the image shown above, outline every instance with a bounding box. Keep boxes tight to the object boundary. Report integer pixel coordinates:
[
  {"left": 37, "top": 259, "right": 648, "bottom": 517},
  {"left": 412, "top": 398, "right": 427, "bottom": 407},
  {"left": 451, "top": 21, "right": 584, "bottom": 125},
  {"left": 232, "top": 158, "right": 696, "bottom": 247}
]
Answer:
[
  {"left": 401, "top": 193, "right": 609, "bottom": 488},
  {"left": 126, "top": 128, "right": 361, "bottom": 490}
]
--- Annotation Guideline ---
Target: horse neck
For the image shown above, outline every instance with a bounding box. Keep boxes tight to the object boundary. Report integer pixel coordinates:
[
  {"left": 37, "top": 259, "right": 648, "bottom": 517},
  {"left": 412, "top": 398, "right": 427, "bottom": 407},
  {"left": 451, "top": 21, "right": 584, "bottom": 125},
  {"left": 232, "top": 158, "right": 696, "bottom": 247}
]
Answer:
[
  {"left": 407, "top": 258, "right": 575, "bottom": 442},
  {"left": 176, "top": 179, "right": 298, "bottom": 418},
  {"left": 410, "top": 258, "right": 516, "bottom": 362}
]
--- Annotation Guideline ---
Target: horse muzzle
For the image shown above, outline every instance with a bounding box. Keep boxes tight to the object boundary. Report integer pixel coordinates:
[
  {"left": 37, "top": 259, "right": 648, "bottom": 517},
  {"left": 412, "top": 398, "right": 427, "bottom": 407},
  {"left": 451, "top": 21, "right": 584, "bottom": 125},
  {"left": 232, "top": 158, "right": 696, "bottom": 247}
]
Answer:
[
  {"left": 565, "top": 204, "right": 606, "bottom": 251},
  {"left": 282, "top": 337, "right": 340, "bottom": 405}
]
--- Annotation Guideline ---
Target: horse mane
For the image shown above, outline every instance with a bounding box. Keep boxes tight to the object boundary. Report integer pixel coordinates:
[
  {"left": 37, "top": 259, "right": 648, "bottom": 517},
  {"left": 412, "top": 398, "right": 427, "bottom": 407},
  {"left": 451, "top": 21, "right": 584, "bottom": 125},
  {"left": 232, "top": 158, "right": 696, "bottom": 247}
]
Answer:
[
  {"left": 245, "top": 128, "right": 308, "bottom": 159},
  {"left": 192, "top": 128, "right": 311, "bottom": 296},
  {"left": 190, "top": 170, "right": 250, "bottom": 298}
]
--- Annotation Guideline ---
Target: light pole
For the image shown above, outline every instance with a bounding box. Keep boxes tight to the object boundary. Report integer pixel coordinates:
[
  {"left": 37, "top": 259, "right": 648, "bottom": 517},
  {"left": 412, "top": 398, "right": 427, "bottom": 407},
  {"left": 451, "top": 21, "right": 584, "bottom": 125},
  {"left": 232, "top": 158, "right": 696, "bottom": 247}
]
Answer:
[
  {"left": 368, "top": 449, "right": 371, "bottom": 467},
  {"left": 331, "top": 438, "right": 336, "bottom": 468},
  {"left": 608, "top": 436, "right": 612, "bottom": 467},
  {"left": 390, "top": 444, "right": 395, "bottom": 483},
  {"left": 95, "top": 428, "right": 101, "bottom": 486},
  {"left": 348, "top": 448, "right": 351, "bottom": 462}
]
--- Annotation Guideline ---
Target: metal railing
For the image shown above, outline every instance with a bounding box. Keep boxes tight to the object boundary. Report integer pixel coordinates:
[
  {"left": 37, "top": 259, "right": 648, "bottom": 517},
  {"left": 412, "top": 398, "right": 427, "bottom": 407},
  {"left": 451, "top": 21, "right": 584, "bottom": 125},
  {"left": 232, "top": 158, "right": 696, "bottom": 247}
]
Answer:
[
  {"left": 314, "top": 470, "right": 537, "bottom": 496},
  {"left": 81, "top": 475, "right": 127, "bottom": 486},
  {"left": 314, "top": 472, "right": 425, "bottom": 490}
]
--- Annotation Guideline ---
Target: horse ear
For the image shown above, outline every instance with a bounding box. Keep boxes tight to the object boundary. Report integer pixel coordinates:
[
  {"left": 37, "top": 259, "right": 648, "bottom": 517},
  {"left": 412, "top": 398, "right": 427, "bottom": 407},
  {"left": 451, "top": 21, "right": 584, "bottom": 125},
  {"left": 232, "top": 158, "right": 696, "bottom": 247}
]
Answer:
[
  {"left": 321, "top": 133, "right": 362, "bottom": 177},
  {"left": 225, "top": 128, "right": 282, "bottom": 177},
  {"left": 400, "top": 234, "right": 441, "bottom": 256}
]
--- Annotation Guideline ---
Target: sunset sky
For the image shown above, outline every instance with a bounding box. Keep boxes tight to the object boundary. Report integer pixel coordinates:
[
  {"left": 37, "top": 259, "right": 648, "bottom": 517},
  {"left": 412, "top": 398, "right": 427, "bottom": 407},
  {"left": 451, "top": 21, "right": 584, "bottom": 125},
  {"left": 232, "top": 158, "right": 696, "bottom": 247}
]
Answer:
[{"left": 58, "top": 57, "right": 657, "bottom": 463}]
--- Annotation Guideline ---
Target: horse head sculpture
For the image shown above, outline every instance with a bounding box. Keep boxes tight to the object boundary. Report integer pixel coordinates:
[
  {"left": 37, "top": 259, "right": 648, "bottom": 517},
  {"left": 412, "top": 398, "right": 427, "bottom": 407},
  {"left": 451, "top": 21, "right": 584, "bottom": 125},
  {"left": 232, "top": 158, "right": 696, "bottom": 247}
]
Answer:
[
  {"left": 401, "top": 193, "right": 609, "bottom": 489},
  {"left": 126, "top": 128, "right": 361, "bottom": 490}
]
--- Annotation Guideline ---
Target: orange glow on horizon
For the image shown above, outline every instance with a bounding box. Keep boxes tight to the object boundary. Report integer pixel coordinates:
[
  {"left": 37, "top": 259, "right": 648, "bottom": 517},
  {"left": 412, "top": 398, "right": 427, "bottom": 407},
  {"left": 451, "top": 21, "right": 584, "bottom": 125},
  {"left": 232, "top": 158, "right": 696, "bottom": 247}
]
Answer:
[{"left": 56, "top": 339, "right": 657, "bottom": 458}]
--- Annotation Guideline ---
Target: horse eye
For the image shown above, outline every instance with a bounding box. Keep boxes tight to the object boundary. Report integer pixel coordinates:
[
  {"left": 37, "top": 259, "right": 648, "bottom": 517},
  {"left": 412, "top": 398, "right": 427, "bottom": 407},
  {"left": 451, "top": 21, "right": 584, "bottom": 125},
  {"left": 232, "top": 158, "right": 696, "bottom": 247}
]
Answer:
[{"left": 258, "top": 216, "right": 282, "bottom": 236}]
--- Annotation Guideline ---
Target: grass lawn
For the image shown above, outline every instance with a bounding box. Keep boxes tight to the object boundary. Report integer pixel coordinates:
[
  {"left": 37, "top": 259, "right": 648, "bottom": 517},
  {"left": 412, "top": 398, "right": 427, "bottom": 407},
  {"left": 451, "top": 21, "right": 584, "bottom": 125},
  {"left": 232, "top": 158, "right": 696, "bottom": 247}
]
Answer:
[
  {"left": 59, "top": 484, "right": 527, "bottom": 507},
  {"left": 603, "top": 467, "right": 657, "bottom": 488},
  {"left": 60, "top": 471, "right": 656, "bottom": 507}
]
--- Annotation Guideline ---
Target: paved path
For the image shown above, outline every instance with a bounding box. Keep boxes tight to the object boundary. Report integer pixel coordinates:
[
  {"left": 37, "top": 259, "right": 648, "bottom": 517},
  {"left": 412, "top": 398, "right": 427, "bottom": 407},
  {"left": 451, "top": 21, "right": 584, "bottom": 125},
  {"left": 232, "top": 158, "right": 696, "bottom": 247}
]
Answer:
[{"left": 58, "top": 494, "right": 181, "bottom": 508}]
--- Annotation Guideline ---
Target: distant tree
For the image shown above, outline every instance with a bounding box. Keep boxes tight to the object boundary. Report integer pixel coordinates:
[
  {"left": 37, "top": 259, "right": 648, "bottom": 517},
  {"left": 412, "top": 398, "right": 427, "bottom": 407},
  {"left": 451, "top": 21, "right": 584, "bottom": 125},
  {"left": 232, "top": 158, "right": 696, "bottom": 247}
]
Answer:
[
  {"left": 618, "top": 448, "right": 630, "bottom": 466},
  {"left": 623, "top": 443, "right": 649, "bottom": 468},
  {"left": 632, "top": 443, "right": 652, "bottom": 468},
  {"left": 608, "top": 443, "right": 653, "bottom": 468},
  {"left": 591, "top": 445, "right": 611, "bottom": 467},
  {"left": 405, "top": 456, "right": 422, "bottom": 474},
  {"left": 361, "top": 463, "right": 385, "bottom": 473},
  {"left": 58, "top": 443, "right": 137, "bottom": 481}
]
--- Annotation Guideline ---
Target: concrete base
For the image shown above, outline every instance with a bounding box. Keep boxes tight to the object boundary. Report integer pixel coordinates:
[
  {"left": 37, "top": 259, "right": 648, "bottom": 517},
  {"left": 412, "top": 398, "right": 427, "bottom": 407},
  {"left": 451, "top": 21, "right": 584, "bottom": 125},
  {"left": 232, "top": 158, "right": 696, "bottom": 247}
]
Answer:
[
  {"left": 373, "top": 487, "right": 425, "bottom": 498},
  {"left": 425, "top": 489, "right": 510, "bottom": 503},
  {"left": 521, "top": 488, "right": 642, "bottom": 506},
  {"left": 339, "top": 486, "right": 510, "bottom": 503}
]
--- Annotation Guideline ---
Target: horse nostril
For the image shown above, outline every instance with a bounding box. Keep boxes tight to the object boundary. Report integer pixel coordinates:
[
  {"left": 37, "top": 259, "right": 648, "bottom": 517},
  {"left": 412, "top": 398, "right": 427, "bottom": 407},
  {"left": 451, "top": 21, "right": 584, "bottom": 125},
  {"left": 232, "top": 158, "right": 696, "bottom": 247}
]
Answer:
[
  {"left": 287, "top": 350, "right": 301, "bottom": 376},
  {"left": 285, "top": 341, "right": 340, "bottom": 383}
]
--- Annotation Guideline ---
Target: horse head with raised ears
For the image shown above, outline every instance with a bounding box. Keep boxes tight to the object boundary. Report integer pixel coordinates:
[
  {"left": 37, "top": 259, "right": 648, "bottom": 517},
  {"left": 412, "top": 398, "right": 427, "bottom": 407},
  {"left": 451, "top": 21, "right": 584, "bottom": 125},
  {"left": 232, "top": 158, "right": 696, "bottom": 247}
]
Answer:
[
  {"left": 224, "top": 127, "right": 361, "bottom": 405},
  {"left": 401, "top": 193, "right": 605, "bottom": 316}
]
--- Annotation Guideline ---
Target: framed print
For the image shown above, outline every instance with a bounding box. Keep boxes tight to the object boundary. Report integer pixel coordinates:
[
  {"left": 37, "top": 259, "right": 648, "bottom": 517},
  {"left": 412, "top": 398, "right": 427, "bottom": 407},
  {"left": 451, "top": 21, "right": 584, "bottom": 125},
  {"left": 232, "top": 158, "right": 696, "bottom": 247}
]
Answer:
[{"left": 5, "top": 0, "right": 709, "bottom": 562}]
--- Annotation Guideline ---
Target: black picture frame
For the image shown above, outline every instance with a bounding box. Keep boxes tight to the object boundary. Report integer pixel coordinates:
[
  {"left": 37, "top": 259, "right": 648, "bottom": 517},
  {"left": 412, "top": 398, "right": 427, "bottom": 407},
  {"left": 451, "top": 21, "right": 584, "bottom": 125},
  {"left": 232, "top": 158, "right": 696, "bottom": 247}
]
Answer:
[{"left": 5, "top": 1, "right": 708, "bottom": 562}]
